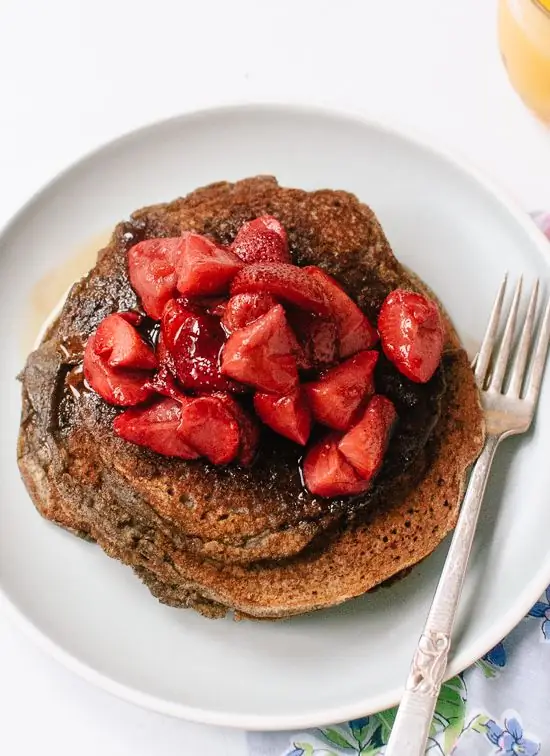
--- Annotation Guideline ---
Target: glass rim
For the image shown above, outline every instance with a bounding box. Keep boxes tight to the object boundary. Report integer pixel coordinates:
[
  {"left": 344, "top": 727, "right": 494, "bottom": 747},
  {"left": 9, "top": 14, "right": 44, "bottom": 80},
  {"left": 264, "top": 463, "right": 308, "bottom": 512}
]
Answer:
[{"left": 532, "top": 0, "right": 550, "bottom": 18}]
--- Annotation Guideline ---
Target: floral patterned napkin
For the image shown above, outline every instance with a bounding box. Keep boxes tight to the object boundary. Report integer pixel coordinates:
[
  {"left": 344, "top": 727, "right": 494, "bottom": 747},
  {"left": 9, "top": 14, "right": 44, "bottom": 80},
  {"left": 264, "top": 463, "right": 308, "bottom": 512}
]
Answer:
[{"left": 247, "top": 213, "right": 550, "bottom": 756}]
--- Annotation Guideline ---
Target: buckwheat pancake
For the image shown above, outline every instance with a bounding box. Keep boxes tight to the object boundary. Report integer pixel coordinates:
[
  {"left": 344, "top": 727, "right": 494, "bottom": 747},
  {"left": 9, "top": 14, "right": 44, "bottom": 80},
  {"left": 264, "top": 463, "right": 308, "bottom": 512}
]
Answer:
[{"left": 17, "top": 176, "right": 484, "bottom": 618}]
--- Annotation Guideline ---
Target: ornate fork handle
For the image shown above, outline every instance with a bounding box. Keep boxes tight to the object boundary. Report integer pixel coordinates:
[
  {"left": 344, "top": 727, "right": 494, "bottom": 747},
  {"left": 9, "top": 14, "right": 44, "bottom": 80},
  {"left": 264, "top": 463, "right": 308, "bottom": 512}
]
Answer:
[{"left": 385, "top": 436, "right": 499, "bottom": 756}]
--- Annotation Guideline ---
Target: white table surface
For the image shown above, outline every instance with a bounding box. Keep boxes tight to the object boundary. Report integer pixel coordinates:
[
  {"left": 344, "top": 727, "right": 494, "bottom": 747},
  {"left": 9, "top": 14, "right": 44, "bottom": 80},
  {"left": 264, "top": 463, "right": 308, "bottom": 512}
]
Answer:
[{"left": 1, "top": 1, "right": 549, "bottom": 753}]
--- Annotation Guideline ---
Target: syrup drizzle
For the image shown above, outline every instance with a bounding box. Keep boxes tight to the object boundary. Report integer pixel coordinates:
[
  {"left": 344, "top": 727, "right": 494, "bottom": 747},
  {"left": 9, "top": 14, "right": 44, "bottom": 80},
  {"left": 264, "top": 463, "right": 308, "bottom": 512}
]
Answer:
[{"left": 22, "top": 231, "right": 112, "bottom": 357}]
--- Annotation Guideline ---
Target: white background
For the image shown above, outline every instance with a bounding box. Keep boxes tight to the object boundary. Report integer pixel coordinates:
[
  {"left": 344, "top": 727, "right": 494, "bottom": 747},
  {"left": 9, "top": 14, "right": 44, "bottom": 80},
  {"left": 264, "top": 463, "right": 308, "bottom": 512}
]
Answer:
[{"left": 1, "top": 1, "right": 549, "bottom": 754}]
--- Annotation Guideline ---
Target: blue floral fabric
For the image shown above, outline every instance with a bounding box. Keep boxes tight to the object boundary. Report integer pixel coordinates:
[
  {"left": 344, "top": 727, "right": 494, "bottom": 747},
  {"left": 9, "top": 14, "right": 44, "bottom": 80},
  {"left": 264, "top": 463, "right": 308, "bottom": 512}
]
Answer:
[{"left": 246, "top": 214, "right": 550, "bottom": 756}]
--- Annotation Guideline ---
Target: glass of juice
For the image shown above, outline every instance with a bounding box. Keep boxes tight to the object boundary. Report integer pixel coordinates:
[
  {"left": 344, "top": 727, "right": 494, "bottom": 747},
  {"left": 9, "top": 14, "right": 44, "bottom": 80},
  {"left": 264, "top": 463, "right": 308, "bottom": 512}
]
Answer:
[{"left": 498, "top": 0, "right": 550, "bottom": 125}]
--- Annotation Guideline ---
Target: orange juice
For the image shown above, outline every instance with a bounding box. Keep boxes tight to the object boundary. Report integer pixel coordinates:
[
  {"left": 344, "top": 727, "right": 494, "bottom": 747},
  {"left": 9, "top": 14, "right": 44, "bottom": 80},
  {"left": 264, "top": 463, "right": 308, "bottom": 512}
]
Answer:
[{"left": 498, "top": 0, "right": 550, "bottom": 124}]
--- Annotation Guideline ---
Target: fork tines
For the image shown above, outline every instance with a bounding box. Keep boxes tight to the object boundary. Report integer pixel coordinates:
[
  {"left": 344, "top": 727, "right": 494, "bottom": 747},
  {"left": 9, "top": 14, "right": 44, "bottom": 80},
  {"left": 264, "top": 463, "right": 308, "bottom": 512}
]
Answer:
[{"left": 474, "top": 275, "right": 550, "bottom": 401}]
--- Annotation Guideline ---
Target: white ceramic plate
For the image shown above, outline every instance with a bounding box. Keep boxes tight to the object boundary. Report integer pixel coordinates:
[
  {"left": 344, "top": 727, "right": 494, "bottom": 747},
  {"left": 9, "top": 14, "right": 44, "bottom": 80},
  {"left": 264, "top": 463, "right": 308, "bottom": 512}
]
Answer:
[{"left": 2, "top": 105, "right": 550, "bottom": 731}]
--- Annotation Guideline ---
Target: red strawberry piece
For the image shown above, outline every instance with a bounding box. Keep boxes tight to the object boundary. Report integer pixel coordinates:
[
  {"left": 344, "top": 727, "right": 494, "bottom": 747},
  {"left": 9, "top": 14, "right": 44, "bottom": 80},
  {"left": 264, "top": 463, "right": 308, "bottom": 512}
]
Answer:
[
  {"left": 230, "top": 263, "right": 332, "bottom": 316},
  {"left": 193, "top": 296, "right": 228, "bottom": 317},
  {"left": 378, "top": 289, "right": 444, "bottom": 383},
  {"left": 145, "top": 365, "right": 188, "bottom": 404},
  {"left": 254, "top": 388, "right": 311, "bottom": 445},
  {"left": 231, "top": 216, "right": 290, "bottom": 264},
  {"left": 93, "top": 313, "right": 157, "bottom": 370},
  {"left": 128, "top": 237, "right": 183, "bottom": 319},
  {"left": 221, "top": 304, "right": 299, "bottom": 393},
  {"left": 161, "top": 298, "right": 241, "bottom": 392},
  {"left": 303, "top": 350, "right": 379, "bottom": 431},
  {"left": 305, "top": 266, "right": 378, "bottom": 357},
  {"left": 176, "top": 233, "right": 243, "bottom": 297},
  {"left": 338, "top": 395, "right": 397, "bottom": 480},
  {"left": 222, "top": 292, "right": 278, "bottom": 333},
  {"left": 303, "top": 432, "right": 370, "bottom": 498},
  {"left": 178, "top": 396, "right": 240, "bottom": 465},
  {"left": 213, "top": 393, "right": 260, "bottom": 466},
  {"left": 287, "top": 310, "right": 339, "bottom": 369},
  {"left": 83, "top": 334, "right": 154, "bottom": 406},
  {"left": 113, "top": 398, "right": 200, "bottom": 459}
]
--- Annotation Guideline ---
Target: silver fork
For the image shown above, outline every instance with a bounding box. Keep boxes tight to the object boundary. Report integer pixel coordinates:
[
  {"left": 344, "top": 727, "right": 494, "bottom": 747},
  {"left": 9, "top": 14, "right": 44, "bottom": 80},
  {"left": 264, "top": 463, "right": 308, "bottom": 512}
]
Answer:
[{"left": 385, "top": 275, "right": 550, "bottom": 756}]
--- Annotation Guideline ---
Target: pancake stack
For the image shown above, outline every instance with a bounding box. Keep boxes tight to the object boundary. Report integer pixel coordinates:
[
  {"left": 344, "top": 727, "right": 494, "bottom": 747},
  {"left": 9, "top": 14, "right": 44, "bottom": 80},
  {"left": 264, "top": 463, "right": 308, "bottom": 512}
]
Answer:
[{"left": 17, "top": 177, "right": 484, "bottom": 618}]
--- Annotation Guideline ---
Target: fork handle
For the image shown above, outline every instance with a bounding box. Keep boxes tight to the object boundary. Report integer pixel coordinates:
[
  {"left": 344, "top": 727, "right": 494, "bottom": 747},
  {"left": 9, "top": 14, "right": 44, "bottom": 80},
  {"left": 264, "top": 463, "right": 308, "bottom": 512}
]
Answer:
[{"left": 385, "top": 435, "right": 499, "bottom": 756}]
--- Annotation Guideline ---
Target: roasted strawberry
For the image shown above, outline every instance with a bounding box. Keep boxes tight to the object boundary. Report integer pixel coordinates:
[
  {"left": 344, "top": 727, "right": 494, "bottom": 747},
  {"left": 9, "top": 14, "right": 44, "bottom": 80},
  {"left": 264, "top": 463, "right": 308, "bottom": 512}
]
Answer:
[
  {"left": 221, "top": 292, "right": 278, "bottom": 333},
  {"left": 305, "top": 267, "right": 378, "bottom": 357},
  {"left": 190, "top": 296, "right": 229, "bottom": 317},
  {"left": 161, "top": 298, "right": 241, "bottom": 392},
  {"left": 93, "top": 313, "right": 157, "bottom": 370},
  {"left": 231, "top": 216, "right": 290, "bottom": 264},
  {"left": 113, "top": 398, "right": 200, "bottom": 459},
  {"left": 287, "top": 310, "right": 338, "bottom": 369},
  {"left": 303, "top": 433, "right": 370, "bottom": 497},
  {"left": 176, "top": 233, "right": 243, "bottom": 297},
  {"left": 254, "top": 388, "right": 311, "bottom": 445},
  {"left": 338, "top": 395, "right": 397, "bottom": 480},
  {"left": 303, "top": 350, "right": 378, "bottom": 431},
  {"left": 178, "top": 396, "right": 240, "bottom": 465},
  {"left": 144, "top": 366, "right": 187, "bottom": 403},
  {"left": 230, "top": 263, "right": 331, "bottom": 316},
  {"left": 378, "top": 289, "right": 444, "bottom": 383},
  {"left": 128, "top": 237, "right": 183, "bottom": 319},
  {"left": 213, "top": 393, "right": 260, "bottom": 466},
  {"left": 221, "top": 304, "right": 299, "bottom": 394},
  {"left": 83, "top": 334, "right": 154, "bottom": 406}
]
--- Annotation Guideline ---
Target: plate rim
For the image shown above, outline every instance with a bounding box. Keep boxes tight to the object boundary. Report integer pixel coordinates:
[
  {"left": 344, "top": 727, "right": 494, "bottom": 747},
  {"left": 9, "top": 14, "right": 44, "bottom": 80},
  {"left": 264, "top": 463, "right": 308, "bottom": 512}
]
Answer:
[{"left": 3, "top": 101, "right": 550, "bottom": 731}]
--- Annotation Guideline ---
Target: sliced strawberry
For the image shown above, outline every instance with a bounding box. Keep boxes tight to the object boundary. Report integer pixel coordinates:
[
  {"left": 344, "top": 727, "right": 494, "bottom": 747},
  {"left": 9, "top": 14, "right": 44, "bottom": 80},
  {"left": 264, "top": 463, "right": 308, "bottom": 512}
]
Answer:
[
  {"left": 231, "top": 216, "right": 290, "bottom": 264},
  {"left": 128, "top": 237, "right": 183, "bottom": 319},
  {"left": 230, "top": 263, "right": 331, "bottom": 316},
  {"left": 287, "top": 310, "right": 338, "bottom": 370},
  {"left": 338, "top": 395, "right": 397, "bottom": 480},
  {"left": 161, "top": 298, "right": 241, "bottom": 392},
  {"left": 194, "top": 296, "right": 228, "bottom": 317},
  {"left": 144, "top": 366, "right": 188, "bottom": 404},
  {"left": 254, "top": 388, "right": 311, "bottom": 445},
  {"left": 303, "top": 350, "right": 379, "bottom": 431},
  {"left": 176, "top": 233, "right": 243, "bottom": 297},
  {"left": 220, "top": 304, "right": 299, "bottom": 393},
  {"left": 378, "top": 289, "right": 444, "bottom": 383},
  {"left": 113, "top": 398, "right": 199, "bottom": 459},
  {"left": 221, "top": 292, "right": 278, "bottom": 333},
  {"left": 178, "top": 396, "right": 240, "bottom": 465},
  {"left": 303, "top": 433, "right": 370, "bottom": 498},
  {"left": 93, "top": 313, "right": 157, "bottom": 370},
  {"left": 213, "top": 393, "right": 260, "bottom": 466},
  {"left": 305, "top": 266, "right": 378, "bottom": 357},
  {"left": 83, "top": 334, "right": 154, "bottom": 406}
]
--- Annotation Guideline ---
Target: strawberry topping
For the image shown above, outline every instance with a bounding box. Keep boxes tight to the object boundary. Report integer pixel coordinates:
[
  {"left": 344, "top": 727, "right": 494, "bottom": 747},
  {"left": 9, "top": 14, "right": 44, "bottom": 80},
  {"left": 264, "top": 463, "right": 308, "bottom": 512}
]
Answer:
[
  {"left": 114, "top": 398, "right": 199, "bottom": 459},
  {"left": 178, "top": 396, "right": 240, "bottom": 465},
  {"left": 231, "top": 216, "right": 290, "bottom": 264},
  {"left": 222, "top": 292, "right": 278, "bottom": 333},
  {"left": 303, "top": 350, "right": 378, "bottom": 431},
  {"left": 176, "top": 233, "right": 243, "bottom": 297},
  {"left": 303, "top": 433, "right": 370, "bottom": 498},
  {"left": 254, "top": 388, "right": 311, "bottom": 445},
  {"left": 161, "top": 298, "right": 240, "bottom": 392},
  {"left": 231, "top": 263, "right": 332, "bottom": 316},
  {"left": 288, "top": 310, "right": 339, "bottom": 370},
  {"left": 83, "top": 333, "right": 155, "bottom": 407},
  {"left": 127, "top": 237, "right": 182, "bottom": 319},
  {"left": 213, "top": 392, "right": 260, "bottom": 466},
  {"left": 220, "top": 304, "right": 299, "bottom": 393},
  {"left": 378, "top": 289, "right": 444, "bottom": 383},
  {"left": 338, "top": 395, "right": 397, "bottom": 480},
  {"left": 81, "top": 217, "right": 444, "bottom": 491},
  {"left": 94, "top": 313, "right": 157, "bottom": 370},
  {"left": 305, "top": 266, "right": 378, "bottom": 357}
]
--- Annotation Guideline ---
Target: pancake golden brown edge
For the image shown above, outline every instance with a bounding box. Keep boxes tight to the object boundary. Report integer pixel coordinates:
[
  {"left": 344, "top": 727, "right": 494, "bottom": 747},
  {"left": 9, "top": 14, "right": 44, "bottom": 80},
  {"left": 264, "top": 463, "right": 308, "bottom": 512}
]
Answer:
[{"left": 17, "top": 176, "right": 485, "bottom": 619}]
